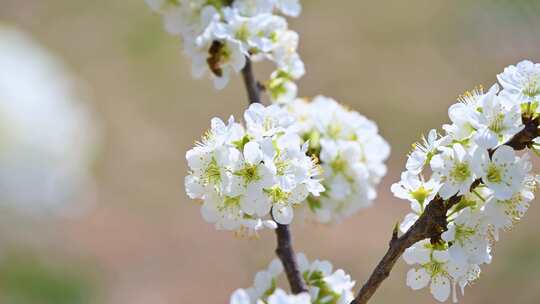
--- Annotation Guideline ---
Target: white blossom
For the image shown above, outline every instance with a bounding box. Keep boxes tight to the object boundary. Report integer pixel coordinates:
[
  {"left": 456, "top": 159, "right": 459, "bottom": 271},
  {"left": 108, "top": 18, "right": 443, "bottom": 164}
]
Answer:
[
  {"left": 442, "top": 208, "right": 492, "bottom": 265},
  {"left": 468, "top": 85, "right": 523, "bottom": 149},
  {"left": 484, "top": 174, "right": 536, "bottom": 241},
  {"left": 267, "top": 289, "right": 311, "bottom": 304},
  {"left": 0, "top": 25, "right": 100, "bottom": 217},
  {"left": 189, "top": 32, "right": 247, "bottom": 89},
  {"left": 398, "top": 60, "right": 540, "bottom": 302},
  {"left": 296, "top": 253, "right": 355, "bottom": 304},
  {"left": 245, "top": 259, "right": 283, "bottom": 302},
  {"left": 244, "top": 103, "right": 295, "bottom": 138},
  {"left": 430, "top": 144, "right": 477, "bottom": 200},
  {"left": 406, "top": 129, "right": 445, "bottom": 174},
  {"left": 233, "top": 0, "right": 275, "bottom": 16},
  {"left": 391, "top": 171, "right": 440, "bottom": 212},
  {"left": 285, "top": 96, "right": 390, "bottom": 223},
  {"left": 271, "top": 30, "right": 304, "bottom": 79},
  {"left": 404, "top": 240, "right": 480, "bottom": 303},
  {"left": 472, "top": 145, "right": 529, "bottom": 200},
  {"left": 497, "top": 60, "right": 540, "bottom": 103},
  {"left": 230, "top": 289, "right": 252, "bottom": 304},
  {"left": 233, "top": 253, "right": 353, "bottom": 304},
  {"left": 273, "top": 0, "right": 301, "bottom": 17},
  {"left": 146, "top": 0, "right": 305, "bottom": 90},
  {"left": 185, "top": 103, "right": 323, "bottom": 233},
  {"left": 404, "top": 242, "right": 453, "bottom": 302}
]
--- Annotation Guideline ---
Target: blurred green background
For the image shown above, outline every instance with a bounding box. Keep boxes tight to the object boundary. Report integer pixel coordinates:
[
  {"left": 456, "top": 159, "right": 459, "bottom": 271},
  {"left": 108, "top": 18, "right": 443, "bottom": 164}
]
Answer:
[{"left": 1, "top": 0, "right": 540, "bottom": 303}]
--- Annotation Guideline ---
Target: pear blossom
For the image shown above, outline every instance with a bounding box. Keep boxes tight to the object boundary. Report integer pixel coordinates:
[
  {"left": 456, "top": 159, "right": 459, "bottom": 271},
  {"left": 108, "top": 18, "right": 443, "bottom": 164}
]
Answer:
[
  {"left": 399, "top": 212, "right": 420, "bottom": 234},
  {"left": 392, "top": 172, "right": 440, "bottom": 233},
  {"left": 190, "top": 32, "right": 247, "bottom": 89},
  {"left": 442, "top": 208, "right": 492, "bottom": 265},
  {"left": 230, "top": 289, "right": 254, "bottom": 304},
  {"left": 497, "top": 60, "right": 540, "bottom": 103},
  {"left": 235, "top": 142, "right": 275, "bottom": 217},
  {"left": 404, "top": 241, "right": 454, "bottom": 302},
  {"left": 285, "top": 96, "right": 390, "bottom": 223},
  {"left": 245, "top": 259, "right": 284, "bottom": 301},
  {"left": 405, "top": 238, "right": 484, "bottom": 303},
  {"left": 270, "top": 30, "right": 305, "bottom": 78},
  {"left": 185, "top": 103, "right": 323, "bottom": 233},
  {"left": 430, "top": 144, "right": 477, "bottom": 200},
  {"left": 146, "top": 0, "right": 305, "bottom": 90},
  {"left": 404, "top": 240, "right": 483, "bottom": 303},
  {"left": 233, "top": 0, "right": 275, "bottom": 16},
  {"left": 147, "top": 1, "right": 540, "bottom": 303},
  {"left": 244, "top": 103, "right": 295, "bottom": 138},
  {"left": 406, "top": 129, "right": 445, "bottom": 174},
  {"left": 468, "top": 85, "right": 523, "bottom": 149},
  {"left": 396, "top": 60, "right": 540, "bottom": 303},
  {"left": 391, "top": 172, "right": 440, "bottom": 212},
  {"left": 484, "top": 174, "right": 536, "bottom": 241},
  {"left": 0, "top": 26, "right": 100, "bottom": 217},
  {"left": 273, "top": 0, "right": 301, "bottom": 17},
  {"left": 216, "top": 9, "right": 287, "bottom": 54},
  {"left": 233, "top": 254, "right": 353, "bottom": 304},
  {"left": 231, "top": 288, "right": 312, "bottom": 304},
  {"left": 296, "top": 253, "right": 355, "bottom": 304},
  {"left": 443, "top": 98, "right": 476, "bottom": 141},
  {"left": 267, "top": 289, "right": 311, "bottom": 304},
  {"left": 473, "top": 146, "right": 529, "bottom": 200},
  {"left": 267, "top": 69, "right": 299, "bottom": 104}
]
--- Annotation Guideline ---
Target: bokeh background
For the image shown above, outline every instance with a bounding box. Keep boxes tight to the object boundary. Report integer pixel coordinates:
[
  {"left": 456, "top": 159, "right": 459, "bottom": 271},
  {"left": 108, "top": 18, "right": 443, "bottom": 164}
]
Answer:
[{"left": 1, "top": 0, "right": 540, "bottom": 303}]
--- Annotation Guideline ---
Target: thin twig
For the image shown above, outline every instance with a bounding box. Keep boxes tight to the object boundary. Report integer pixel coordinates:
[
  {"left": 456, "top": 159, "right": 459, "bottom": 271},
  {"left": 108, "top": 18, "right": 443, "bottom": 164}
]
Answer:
[
  {"left": 239, "top": 56, "right": 307, "bottom": 294},
  {"left": 351, "top": 116, "right": 540, "bottom": 304},
  {"left": 241, "top": 57, "right": 261, "bottom": 104}
]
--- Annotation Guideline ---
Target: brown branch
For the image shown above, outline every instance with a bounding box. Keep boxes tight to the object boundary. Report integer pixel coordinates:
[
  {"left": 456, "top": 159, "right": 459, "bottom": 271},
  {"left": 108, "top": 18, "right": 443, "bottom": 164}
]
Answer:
[
  {"left": 241, "top": 57, "right": 261, "bottom": 104},
  {"left": 351, "top": 115, "right": 540, "bottom": 304},
  {"left": 239, "top": 56, "right": 307, "bottom": 294},
  {"left": 275, "top": 223, "right": 309, "bottom": 293}
]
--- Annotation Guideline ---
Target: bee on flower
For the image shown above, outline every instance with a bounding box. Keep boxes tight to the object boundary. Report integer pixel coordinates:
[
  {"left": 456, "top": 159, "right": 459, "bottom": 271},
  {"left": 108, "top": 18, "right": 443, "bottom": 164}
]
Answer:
[{"left": 146, "top": 0, "right": 304, "bottom": 90}]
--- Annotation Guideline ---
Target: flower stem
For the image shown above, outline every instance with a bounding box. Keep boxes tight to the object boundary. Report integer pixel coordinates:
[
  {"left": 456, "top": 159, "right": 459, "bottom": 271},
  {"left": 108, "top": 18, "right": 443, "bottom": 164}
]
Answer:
[{"left": 241, "top": 57, "right": 262, "bottom": 104}]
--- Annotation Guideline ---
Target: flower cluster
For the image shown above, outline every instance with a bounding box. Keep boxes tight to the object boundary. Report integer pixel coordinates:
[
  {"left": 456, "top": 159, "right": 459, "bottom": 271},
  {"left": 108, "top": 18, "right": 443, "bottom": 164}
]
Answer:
[
  {"left": 229, "top": 253, "right": 355, "bottom": 304},
  {"left": 286, "top": 96, "right": 390, "bottom": 223},
  {"left": 231, "top": 289, "right": 310, "bottom": 304},
  {"left": 392, "top": 60, "right": 540, "bottom": 302},
  {"left": 146, "top": 0, "right": 304, "bottom": 97},
  {"left": 185, "top": 103, "right": 323, "bottom": 234},
  {"left": 0, "top": 25, "right": 100, "bottom": 217},
  {"left": 297, "top": 253, "right": 356, "bottom": 304}
]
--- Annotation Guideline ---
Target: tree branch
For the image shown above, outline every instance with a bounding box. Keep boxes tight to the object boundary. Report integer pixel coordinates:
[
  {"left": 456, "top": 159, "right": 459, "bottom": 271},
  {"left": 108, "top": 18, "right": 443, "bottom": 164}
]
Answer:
[
  {"left": 239, "top": 56, "right": 307, "bottom": 294},
  {"left": 275, "top": 223, "right": 309, "bottom": 293},
  {"left": 241, "top": 57, "right": 261, "bottom": 104},
  {"left": 351, "top": 115, "right": 540, "bottom": 304}
]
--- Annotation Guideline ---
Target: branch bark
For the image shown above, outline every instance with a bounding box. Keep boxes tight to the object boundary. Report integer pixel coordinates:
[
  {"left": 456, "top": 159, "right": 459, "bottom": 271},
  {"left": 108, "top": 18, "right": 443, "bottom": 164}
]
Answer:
[
  {"left": 239, "top": 56, "right": 307, "bottom": 294},
  {"left": 241, "top": 57, "right": 261, "bottom": 104},
  {"left": 275, "top": 224, "right": 309, "bottom": 293},
  {"left": 351, "top": 115, "right": 540, "bottom": 304}
]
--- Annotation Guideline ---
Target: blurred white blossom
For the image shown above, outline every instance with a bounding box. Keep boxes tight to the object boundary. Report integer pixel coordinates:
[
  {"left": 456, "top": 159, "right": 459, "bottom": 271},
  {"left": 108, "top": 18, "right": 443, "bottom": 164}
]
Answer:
[{"left": 0, "top": 26, "right": 100, "bottom": 217}]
